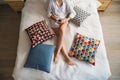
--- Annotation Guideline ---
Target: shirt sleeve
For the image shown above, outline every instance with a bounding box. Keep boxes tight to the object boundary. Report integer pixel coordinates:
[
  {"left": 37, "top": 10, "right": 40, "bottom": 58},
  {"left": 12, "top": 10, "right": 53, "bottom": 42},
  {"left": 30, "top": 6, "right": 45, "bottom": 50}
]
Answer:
[
  {"left": 66, "top": 0, "right": 76, "bottom": 19},
  {"left": 47, "top": 0, "right": 52, "bottom": 18}
]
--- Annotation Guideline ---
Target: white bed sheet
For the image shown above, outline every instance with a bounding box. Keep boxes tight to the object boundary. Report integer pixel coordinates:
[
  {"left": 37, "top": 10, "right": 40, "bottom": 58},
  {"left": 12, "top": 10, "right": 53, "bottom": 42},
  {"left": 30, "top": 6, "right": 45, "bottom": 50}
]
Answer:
[{"left": 12, "top": 0, "right": 111, "bottom": 80}]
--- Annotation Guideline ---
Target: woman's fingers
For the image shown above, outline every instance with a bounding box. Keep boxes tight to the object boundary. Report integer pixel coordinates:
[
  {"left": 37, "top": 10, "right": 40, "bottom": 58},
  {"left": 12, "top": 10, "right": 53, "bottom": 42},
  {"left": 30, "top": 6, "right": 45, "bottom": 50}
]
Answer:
[
  {"left": 61, "top": 19, "right": 65, "bottom": 24},
  {"left": 61, "top": 18, "right": 68, "bottom": 24}
]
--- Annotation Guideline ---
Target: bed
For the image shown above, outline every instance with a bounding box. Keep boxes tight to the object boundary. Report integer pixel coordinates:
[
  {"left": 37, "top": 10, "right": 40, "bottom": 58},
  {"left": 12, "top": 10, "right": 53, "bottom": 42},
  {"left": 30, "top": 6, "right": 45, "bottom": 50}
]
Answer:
[{"left": 12, "top": 0, "right": 111, "bottom": 80}]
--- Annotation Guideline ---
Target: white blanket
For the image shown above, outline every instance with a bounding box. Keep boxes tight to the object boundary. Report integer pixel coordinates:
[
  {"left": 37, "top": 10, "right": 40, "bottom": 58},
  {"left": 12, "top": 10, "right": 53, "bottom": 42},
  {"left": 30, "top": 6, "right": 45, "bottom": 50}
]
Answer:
[{"left": 12, "top": 0, "right": 111, "bottom": 80}]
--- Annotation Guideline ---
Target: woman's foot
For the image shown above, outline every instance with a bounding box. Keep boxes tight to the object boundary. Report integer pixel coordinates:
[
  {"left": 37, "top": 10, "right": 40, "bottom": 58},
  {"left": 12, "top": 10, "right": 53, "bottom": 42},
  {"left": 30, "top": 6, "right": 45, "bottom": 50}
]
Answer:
[
  {"left": 65, "top": 57, "right": 74, "bottom": 66},
  {"left": 54, "top": 54, "right": 59, "bottom": 63},
  {"left": 54, "top": 49, "right": 59, "bottom": 63}
]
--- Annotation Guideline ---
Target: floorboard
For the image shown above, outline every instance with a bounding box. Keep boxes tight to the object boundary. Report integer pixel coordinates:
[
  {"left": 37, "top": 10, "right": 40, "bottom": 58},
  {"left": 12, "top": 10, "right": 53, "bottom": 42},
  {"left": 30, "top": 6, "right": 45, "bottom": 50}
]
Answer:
[{"left": 0, "top": 4, "right": 20, "bottom": 80}]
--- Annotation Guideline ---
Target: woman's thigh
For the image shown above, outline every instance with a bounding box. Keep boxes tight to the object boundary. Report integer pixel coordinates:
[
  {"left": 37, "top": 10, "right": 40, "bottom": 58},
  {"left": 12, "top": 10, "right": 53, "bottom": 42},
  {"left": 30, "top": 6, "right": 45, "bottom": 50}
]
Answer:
[
  {"left": 52, "top": 28, "right": 59, "bottom": 36},
  {"left": 59, "top": 22, "right": 68, "bottom": 33},
  {"left": 52, "top": 22, "right": 68, "bottom": 36}
]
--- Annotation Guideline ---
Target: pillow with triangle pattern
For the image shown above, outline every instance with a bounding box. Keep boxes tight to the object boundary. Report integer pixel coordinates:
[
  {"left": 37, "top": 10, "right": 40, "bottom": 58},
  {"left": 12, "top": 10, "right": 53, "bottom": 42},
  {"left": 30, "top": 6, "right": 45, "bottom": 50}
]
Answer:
[{"left": 71, "top": 6, "right": 91, "bottom": 26}]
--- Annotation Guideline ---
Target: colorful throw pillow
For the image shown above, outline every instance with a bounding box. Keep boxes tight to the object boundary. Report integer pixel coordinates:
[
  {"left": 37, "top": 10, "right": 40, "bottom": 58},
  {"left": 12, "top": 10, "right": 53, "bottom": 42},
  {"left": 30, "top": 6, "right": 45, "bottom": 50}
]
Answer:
[
  {"left": 69, "top": 33, "right": 100, "bottom": 66},
  {"left": 71, "top": 6, "right": 91, "bottom": 26},
  {"left": 25, "top": 20, "right": 55, "bottom": 47},
  {"left": 24, "top": 44, "right": 56, "bottom": 73}
]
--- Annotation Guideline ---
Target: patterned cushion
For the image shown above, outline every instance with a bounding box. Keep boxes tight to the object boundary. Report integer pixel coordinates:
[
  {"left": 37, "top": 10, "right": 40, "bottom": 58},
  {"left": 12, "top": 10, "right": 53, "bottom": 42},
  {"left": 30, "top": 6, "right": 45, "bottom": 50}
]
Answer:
[
  {"left": 25, "top": 20, "right": 55, "bottom": 47},
  {"left": 71, "top": 6, "right": 91, "bottom": 26},
  {"left": 69, "top": 33, "right": 100, "bottom": 66}
]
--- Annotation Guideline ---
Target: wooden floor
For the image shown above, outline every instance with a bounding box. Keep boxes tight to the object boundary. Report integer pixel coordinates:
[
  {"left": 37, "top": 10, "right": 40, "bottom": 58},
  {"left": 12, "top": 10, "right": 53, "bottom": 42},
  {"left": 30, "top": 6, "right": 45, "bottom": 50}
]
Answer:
[
  {"left": 0, "top": 1, "right": 120, "bottom": 80},
  {"left": 0, "top": 4, "right": 20, "bottom": 80},
  {"left": 99, "top": 1, "right": 120, "bottom": 80}
]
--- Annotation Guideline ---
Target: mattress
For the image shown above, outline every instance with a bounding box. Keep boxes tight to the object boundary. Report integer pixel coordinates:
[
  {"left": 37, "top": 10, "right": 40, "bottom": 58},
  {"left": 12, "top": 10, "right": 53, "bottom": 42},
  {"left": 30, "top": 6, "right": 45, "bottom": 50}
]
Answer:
[{"left": 12, "top": 0, "right": 111, "bottom": 80}]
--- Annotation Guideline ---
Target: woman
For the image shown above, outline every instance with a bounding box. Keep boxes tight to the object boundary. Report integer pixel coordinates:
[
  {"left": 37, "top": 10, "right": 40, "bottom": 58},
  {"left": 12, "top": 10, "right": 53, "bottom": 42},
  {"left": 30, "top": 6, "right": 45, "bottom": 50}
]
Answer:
[{"left": 48, "top": 0, "right": 76, "bottom": 65}]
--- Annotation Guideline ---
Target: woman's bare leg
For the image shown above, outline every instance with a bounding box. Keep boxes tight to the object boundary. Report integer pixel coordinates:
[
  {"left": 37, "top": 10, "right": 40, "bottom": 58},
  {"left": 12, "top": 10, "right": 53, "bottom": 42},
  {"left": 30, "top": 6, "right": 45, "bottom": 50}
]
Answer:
[
  {"left": 53, "top": 23, "right": 74, "bottom": 65},
  {"left": 54, "top": 23, "right": 68, "bottom": 63},
  {"left": 61, "top": 43, "right": 74, "bottom": 65}
]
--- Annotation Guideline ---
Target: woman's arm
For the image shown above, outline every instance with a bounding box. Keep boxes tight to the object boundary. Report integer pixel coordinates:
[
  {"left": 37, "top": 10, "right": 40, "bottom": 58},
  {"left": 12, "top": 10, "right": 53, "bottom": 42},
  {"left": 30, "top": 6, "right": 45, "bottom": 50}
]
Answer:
[
  {"left": 66, "top": 16, "right": 71, "bottom": 21},
  {"left": 48, "top": 0, "right": 59, "bottom": 22},
  {"left": 66, "top": 0, "right": 76, "bottom": 19},
  {"left": 50, "top": 15, "right": 58, "bottom": 22},
  {"left": 61, "top": 0, "right": 76, "bottom": 24}
]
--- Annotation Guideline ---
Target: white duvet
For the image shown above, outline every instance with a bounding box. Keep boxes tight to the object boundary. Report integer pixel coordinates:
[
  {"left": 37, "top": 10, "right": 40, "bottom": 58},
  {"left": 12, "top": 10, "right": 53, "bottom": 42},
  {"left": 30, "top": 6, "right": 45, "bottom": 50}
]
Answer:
[{"left": 12, "top": 0, "right": 111, "bottom": 80}]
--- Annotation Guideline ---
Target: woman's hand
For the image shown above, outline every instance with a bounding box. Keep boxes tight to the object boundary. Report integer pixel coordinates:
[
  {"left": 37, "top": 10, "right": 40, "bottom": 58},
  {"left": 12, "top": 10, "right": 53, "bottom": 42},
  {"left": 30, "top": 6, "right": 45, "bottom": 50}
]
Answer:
[
  {"left": 61, "top": 17, "right": 71, "bottom": 24},
  {"left": 61, "top": 18, "right": 69, "bottom": 24}
]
